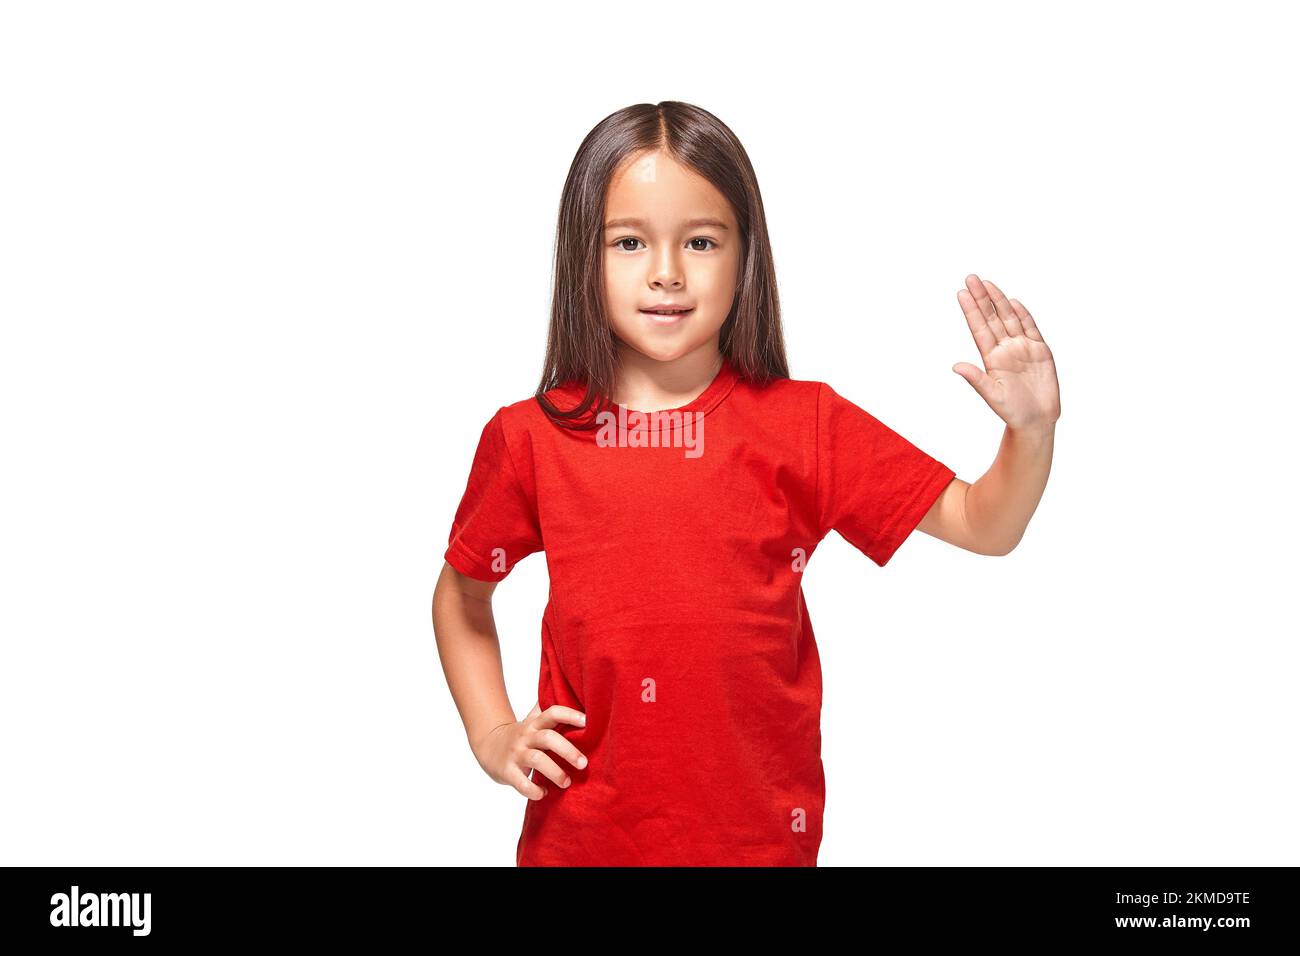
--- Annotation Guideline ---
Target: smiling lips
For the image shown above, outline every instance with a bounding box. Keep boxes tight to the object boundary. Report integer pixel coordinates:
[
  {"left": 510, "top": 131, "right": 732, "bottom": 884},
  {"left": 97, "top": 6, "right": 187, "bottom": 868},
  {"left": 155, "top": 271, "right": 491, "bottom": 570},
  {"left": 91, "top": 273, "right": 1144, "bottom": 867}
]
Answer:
[{"left": 640, "top": 306, "right": 694, "bottom": 324}]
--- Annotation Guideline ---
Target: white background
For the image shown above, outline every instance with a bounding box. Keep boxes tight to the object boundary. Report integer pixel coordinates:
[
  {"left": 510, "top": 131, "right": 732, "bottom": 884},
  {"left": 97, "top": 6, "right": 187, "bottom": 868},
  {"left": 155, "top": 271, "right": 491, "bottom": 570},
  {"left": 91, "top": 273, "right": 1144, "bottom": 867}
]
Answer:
[{"left": 2, "top": 1, "right": 1296, "bottom": 866}]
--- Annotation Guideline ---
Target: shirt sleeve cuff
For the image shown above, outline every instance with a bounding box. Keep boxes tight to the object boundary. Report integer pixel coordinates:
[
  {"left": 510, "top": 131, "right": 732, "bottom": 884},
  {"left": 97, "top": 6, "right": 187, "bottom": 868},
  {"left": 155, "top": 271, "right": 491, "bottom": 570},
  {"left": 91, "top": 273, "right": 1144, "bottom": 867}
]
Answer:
[
  {"left": 444, "top": 537, "right": 505, "bottom": 582},
  {"left": 867, "top": 463, "right": 957, "bottom": 568}
]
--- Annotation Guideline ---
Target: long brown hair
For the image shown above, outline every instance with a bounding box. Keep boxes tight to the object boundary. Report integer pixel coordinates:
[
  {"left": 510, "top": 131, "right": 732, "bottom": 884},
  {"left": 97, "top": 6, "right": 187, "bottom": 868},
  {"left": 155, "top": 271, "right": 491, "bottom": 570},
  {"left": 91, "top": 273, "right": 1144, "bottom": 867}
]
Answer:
[{"left": 535, "top": 101, "right": 789, "bottom": 428}]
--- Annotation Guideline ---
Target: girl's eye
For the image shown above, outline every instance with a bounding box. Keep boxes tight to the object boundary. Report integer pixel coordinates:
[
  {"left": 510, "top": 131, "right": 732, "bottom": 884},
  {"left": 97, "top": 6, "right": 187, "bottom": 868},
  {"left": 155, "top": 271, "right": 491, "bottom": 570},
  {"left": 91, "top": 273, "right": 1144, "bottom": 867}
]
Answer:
[{"left": 613, "top": 237, "right": 717, "bottom": 252}]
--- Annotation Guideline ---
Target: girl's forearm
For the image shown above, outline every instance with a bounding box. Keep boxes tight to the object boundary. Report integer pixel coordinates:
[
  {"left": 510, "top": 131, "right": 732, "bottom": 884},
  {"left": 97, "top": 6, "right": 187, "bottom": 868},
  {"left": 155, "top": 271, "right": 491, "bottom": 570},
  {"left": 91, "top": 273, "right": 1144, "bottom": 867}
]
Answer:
[
  {"left": 432, "top": 584, "right": 519, "bottom": 752},
  {"left": 962, "top": 423, "right": 1055, "bottom": 555}
]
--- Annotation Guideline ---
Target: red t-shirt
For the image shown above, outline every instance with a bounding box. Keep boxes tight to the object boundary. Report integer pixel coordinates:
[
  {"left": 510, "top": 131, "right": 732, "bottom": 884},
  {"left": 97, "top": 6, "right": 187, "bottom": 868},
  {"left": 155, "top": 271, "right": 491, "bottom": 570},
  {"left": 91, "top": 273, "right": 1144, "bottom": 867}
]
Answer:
[{"left": 444, "top": 357, "right": 956, "bottom": 866}]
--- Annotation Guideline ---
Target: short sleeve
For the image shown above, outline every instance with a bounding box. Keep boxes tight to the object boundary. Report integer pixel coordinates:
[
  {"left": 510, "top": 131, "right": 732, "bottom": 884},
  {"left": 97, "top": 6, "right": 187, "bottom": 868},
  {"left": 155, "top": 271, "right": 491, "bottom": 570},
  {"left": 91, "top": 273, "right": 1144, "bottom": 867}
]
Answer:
[
  {"left": 816, "top": 382, "right": 956, "bottom": 568},
  {"left": 444, "top": 409, "right": 544, "bottom": 582}
]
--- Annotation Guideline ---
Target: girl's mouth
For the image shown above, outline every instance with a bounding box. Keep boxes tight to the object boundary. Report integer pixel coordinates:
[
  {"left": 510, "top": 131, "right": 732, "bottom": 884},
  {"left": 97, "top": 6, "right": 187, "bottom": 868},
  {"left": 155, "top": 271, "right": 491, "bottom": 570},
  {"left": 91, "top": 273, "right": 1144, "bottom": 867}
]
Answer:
[{"left": 640, "top": 307, "right": 694, "bottom": 324}]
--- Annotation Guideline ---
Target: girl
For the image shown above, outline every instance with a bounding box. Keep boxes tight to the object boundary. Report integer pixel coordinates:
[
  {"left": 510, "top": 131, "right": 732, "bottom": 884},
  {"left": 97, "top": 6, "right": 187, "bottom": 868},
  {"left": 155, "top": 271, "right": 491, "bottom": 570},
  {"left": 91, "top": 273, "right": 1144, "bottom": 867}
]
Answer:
[{"left": 432, "top": 101, "right": 1059, "bottom": 866}]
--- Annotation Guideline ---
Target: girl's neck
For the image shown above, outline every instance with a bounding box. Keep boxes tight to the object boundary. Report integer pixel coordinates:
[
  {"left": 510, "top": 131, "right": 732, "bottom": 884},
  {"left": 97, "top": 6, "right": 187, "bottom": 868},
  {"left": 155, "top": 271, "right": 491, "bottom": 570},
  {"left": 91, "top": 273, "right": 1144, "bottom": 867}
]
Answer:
[{"left": 611, "top": 341, "right": 724, "bottom": 414}]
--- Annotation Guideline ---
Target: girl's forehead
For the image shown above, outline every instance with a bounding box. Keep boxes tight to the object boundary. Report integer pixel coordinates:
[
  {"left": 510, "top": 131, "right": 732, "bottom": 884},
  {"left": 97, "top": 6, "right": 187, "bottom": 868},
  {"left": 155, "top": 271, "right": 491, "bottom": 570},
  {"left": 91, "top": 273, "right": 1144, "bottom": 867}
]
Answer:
[
  {"left": 611, "top": 150, "right": 699, "bottom": 191},
  {"left": 606, "top": 153, "right": 733, "bottom": 226}
]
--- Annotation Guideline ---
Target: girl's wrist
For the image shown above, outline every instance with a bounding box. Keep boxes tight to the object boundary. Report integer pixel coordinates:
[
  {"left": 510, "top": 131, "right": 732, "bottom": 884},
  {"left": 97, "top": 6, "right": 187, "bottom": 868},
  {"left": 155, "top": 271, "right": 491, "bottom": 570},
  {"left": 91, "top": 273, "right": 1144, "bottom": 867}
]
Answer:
[
  {"left": 1007, "top": 421, "right": 1056, "bottom": 443},
  {"left": 468, "top": 713, "right": 517, "bottom": 754}
]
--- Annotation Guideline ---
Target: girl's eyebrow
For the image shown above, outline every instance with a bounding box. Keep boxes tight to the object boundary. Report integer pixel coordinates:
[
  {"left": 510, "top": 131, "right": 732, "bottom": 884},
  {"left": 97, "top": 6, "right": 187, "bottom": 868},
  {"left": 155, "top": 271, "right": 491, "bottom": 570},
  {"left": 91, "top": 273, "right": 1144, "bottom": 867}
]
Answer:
[{"left": 603, "top": 217, "right": 730, "bottom": 231}]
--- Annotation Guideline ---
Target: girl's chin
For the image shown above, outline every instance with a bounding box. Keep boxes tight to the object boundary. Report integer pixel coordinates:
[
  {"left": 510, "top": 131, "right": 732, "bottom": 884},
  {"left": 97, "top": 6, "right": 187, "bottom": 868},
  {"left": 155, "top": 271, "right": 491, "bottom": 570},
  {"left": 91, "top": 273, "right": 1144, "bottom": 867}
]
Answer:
[
  {"left": 614, "top": 325, "right": 720, "bottom": 364},
  {"left": 630, "top": 346, "right": 702, "bottom": 366}
]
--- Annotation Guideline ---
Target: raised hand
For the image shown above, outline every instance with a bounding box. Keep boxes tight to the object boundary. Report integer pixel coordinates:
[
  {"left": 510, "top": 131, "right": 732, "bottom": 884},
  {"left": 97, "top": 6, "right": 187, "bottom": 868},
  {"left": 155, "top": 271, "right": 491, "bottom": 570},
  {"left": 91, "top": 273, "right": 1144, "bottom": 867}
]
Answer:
[{"left": 953, "top": 274, "right": 1061, "bottom": 432}]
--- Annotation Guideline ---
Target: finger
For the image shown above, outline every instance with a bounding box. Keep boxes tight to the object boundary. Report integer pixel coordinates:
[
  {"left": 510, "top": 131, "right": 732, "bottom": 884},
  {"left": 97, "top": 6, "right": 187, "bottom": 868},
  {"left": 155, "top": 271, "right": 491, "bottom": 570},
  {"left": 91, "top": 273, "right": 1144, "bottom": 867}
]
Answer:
[
  {"left": 1009, "top": 298, "right": 1044, "bottom": 342},
  {"left": 952, "top": 361, "right": 1003, "bottom": 414},
  {"left": 510, "top": 765, "right": 547, "bottom": 800},
  {"left": 982, "top": 280, "right": 1024, "bottom": 338},
  {"left": 533, "top": 705, "right": 587, "bottom": 731},
  {"left": 956, "top": 289, "right": 997, "bottom": 365},
  {"left": 966, "top": 274, "right": 1008, "bottom": 341},
  {"left": 532, "top": 727, "right": 589, "bottom": 771},
  {"left": 522, "top": 748, "right": 573, "bottom": 789}
]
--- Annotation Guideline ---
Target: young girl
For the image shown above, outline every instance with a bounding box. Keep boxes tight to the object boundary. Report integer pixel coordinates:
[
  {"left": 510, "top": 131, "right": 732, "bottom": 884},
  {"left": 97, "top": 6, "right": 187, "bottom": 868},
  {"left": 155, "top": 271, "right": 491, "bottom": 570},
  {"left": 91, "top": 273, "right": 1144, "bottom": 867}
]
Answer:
[{"left": 432, "top": 101, "right": 1059, "bottom": 867}]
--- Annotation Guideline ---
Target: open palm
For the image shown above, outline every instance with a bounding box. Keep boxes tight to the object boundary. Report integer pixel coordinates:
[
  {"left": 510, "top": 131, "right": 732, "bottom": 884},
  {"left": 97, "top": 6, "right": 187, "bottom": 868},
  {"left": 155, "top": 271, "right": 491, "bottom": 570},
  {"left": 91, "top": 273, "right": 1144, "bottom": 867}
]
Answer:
[{"left": 954, "top": 274, "right": 1060, "bottom": 431}]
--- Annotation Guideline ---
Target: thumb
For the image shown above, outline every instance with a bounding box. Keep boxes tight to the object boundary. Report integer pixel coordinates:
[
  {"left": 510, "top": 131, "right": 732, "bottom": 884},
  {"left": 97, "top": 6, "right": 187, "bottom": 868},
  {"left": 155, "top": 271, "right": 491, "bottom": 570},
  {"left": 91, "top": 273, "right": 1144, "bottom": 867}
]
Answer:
[{"left": 952, "top": 362, "right": 1000, "bottom": 408}]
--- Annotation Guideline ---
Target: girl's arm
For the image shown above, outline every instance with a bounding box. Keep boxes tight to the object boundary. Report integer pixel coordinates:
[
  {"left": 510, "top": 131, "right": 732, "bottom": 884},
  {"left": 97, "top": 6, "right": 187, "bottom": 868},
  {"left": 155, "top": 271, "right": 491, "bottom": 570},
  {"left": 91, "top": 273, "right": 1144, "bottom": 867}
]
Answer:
[
  {"left": 431, "top": 563, "right": 514, "bottom": 750},
  {"left": 432, "top": 562, "right": 587, "bottom": 799},
  {"left": 916, "top": 275, "right": 1060, "bottom": 556},
  {"left": 918, "top": 424, "right": 1054, "bottom": 555}
]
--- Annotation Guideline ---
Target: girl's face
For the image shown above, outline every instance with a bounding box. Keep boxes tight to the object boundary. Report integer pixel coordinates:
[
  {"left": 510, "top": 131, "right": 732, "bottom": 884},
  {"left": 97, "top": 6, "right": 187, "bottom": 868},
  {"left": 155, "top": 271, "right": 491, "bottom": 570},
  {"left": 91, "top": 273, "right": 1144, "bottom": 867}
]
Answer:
[{"left": 602, "top": 149, "right": 742, "bottom": 364}]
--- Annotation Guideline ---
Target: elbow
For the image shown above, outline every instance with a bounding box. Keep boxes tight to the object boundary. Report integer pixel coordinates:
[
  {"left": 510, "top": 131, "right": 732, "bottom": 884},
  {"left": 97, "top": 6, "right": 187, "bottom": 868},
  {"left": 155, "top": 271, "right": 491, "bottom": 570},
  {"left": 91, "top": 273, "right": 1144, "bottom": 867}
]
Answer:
[
  {"left": 984, "top": 534, "right": 1023, "bottom": 557},
  {"left": 969, "top": 528, "right": 1022, "bottom": 556},
  {"left": 958, "top": 491, "right": 1024, "bottom": 558}
]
